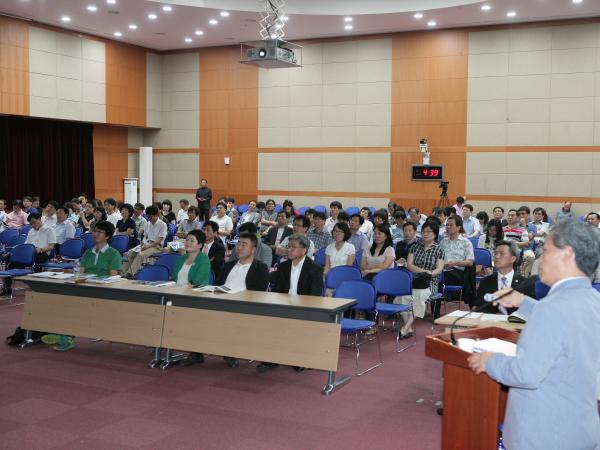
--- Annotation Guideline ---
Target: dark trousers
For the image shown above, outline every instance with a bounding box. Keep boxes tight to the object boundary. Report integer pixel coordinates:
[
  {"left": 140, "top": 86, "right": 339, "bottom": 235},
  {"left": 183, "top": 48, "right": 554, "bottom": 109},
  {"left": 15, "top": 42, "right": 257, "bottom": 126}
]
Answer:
[
  {"left": 444, "top": 266, "right": 476, "bottom": 308},
  {"left": 198, "top": 203, "right": 211, "bottom": 222}
]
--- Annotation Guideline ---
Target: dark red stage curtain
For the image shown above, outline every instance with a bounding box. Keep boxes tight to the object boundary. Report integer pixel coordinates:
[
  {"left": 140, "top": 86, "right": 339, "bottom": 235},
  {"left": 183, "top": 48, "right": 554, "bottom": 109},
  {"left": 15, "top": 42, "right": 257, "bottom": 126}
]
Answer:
[{"left": 0, "top": 115, "right": 94, "bottom": 205}]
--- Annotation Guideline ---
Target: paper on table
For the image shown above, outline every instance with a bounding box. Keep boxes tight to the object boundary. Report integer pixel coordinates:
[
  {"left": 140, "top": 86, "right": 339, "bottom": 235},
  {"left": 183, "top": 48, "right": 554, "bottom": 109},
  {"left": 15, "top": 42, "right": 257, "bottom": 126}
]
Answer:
[
  {"left": 481, "top": 313, "right": 509, "bottom": 322},
  {"left": 446, "top": 310, "right": 483, "bottom": 319},
  {"left": 30, "top": 272, "right": 73, "bottom": 279},
  {"left": 473, "top": 338, "right": 517, "bottom": 357}
]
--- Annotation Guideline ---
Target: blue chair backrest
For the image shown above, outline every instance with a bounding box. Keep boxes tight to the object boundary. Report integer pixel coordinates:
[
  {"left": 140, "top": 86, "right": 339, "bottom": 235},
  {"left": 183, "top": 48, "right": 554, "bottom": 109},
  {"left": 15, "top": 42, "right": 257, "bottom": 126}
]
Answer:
[
  {"left": 469, "top": 237, "right": 479, "bottom": 249},
  {"left": 6, "top": 235, "right": 26, "bottom": 247},
  {"left": 546, "top": 216, "right": 553, "bottom": 225},
  {"left": 534, "top": 280, "right": 551, "bottom": 299},
  {"left": 345, "top": 206, "right": 359, "bottom": 216},
  {"left": 136, "top": 264, "right": 170, "bottom": 281},
  {"left": 325, "top": 265, "right": 362, "bottom": 290},
  {"left": 592, "top": 284, "right": 600, "bottom": 294},
  {"left": 108, "top": 235, "right": 129, "bottom": 254},
  {"left": 238, "top": 204, "right": 249, "bottom": 214},
  {"left": 165, "top": 223, "right": 178, "bottom": 244},
  {"left": 314, "top": 247, "right": 326, "bottom": 267},
  {"left": 9, "top": 244, "right": 35, "bottom": 266},
  {"left": 474, "top": 248, "right": 492, "bottom": 267},
  {"left": 373, "top": 268, "right": 413, "bottom": 297},
  {"left": 577, "top": 215, "right": 585, "bottom": 222},
  {"left": 82, "top": 233, "right": 95, "bottom": 250},
  {"left": 314, "top": 205, "right": 326, "bottom": 214},
  {"left": 60, "top": 238, "right": 84, "bottom": 259},
  {"left": 74, "top": 227, "right": 84, "bottom": 238},
  {"left": 353, "top": 249, "right": 363, "bottom": 269},
  {"left": 274, "top": 204, "right": 282, "bottom": 213},
  {"left": 0, "top": 228, "right": 18, "bottom": 244},
  {"left": 155, "top": 253, "right": 180, "bottom": 274},
  {"left": 210, "top": 271, "right": 215, "bottom": 285},
  {"left": 334, "top": 280, "right": 376, "bottom": 312},
  {"left": 19, "top": 224, "right": 32, "bottom": 236},
  {"left": 298, "top": 206, "right": 309, "bottom": 216},
  {"left": 368, "top": 207, "right": 376, "bottom": 219}
]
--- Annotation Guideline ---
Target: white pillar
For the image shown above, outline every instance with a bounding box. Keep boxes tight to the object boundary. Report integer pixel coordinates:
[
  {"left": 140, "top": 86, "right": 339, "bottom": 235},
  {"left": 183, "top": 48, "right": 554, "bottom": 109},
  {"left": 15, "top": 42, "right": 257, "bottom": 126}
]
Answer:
[{"left": 139, "top": 146, "right": 153, "bottom": 206}]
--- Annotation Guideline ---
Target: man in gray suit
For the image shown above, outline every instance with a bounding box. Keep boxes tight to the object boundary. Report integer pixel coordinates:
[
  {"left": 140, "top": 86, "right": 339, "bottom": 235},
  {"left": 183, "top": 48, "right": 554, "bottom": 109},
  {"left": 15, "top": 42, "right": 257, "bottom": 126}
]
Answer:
[{"left": 468, "top": 220, "right": 600, "bottom": 450}]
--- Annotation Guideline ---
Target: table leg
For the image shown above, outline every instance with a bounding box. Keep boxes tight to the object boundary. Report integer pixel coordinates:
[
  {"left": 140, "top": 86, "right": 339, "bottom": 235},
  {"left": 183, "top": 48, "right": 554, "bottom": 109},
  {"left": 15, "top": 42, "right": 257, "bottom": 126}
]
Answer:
[
  {"left": 322, "top": 311, "right": 351, "bottom": 395},
  {"left": 148, "top": 347, "right": 163, "bottom": 368},
  {"left": 19, "top": 329, "right": 40, "bottom": 348},
  {"left": 158, "top": 348, "right": 187, "bottom": 370}
]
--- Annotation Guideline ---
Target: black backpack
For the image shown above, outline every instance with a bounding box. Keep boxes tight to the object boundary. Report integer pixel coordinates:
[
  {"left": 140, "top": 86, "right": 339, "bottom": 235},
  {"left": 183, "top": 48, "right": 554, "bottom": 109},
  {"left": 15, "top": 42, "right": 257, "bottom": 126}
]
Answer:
[{"left": 5, "top": 327, "right": 44, "bottom": 346}]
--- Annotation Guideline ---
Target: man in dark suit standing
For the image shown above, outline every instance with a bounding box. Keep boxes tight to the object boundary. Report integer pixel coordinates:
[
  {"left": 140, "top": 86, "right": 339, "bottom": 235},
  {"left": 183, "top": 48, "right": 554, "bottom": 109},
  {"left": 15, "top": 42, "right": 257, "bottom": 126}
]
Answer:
[
  {"left": 256, "top": 233, "right": 324, "bottom": 373},
  {"left": 201, "top": 220, "right": 225, "bottom": 281},
  {"left": 195, "top": 178, "right": 212, "bottom": 222},
  {"left": 474, "top": 240, "right": 536, "bottom": 313}
]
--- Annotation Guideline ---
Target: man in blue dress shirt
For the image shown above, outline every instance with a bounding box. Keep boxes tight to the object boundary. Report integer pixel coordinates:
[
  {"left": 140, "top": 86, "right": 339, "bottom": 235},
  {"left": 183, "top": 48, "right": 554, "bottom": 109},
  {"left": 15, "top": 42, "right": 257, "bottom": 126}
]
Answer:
[{"left": 468, "top": 220, "right": 600, "bottom": 450}]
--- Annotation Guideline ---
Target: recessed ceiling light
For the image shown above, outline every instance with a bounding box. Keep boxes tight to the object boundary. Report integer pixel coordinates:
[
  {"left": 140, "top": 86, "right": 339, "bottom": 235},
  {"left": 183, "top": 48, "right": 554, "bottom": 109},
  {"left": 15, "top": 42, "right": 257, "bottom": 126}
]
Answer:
[
  {"left": 106, "top": 0, "right": 116, "bottom": 4},
  {"left": 113, "top": 31, "right": 122, "bottom": 37},
  {"left": 344, "top": 17, "right": 352, "bottom": 22},
  {"left": 209, "top": 19, "right": 218, "bottom": 25},
  {"left": 162, "top": 5, "right": 172, "bottom": 12},
  {"left": 506, "top": 10, "right": 517, "bottom": 17},
  {"left": 481, "top": 4, "right": 491, "bottom": 11},
  {"left": 414, "top": 13, "right": 423, "bottom": 19},
  {"left": 184, "top": 37, "right": 192, "bottom": 43},
  {"left": 220, "top": 11, "right": 229, "bottom": 17},
  {"left": 281, "top": 15, "right": 289, "bottom": 21},
  {"left": 61, "top": 16, "right": 71, "bottom": 22},
  {"left": 270, "top": 34, "right": 277, "bottom": 39},
  {"left": 572, "top": 0, "right": 582, "bottom": 3},
  {"left": 87, "top": 5, "right": 97, "bottom": 12},
  {"left": 195, "top": 30, "right": 204, "bottom": 35},
  {"left": 128, "top": 24, "right": 137, "bottom": 29},
  {"left": 344, "top": 24, "right": 353, "bottom": 30},
  {"left": 427, "top": 20, "right": 437, "bottom": 27},
  {"left": 148, "top": 13, "right": 157, "bottom": 20}
]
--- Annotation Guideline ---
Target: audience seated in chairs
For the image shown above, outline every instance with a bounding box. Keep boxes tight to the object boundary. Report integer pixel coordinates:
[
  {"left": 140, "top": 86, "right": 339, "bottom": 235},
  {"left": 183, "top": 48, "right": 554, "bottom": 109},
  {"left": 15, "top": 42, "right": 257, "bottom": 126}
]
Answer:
[
  {"left": 359, "top": 207, "right": 374, "bottom": 243},
  {"left": 167, "top": 205, "right": 202, "bottom": 254},
  {"left": 492, "top": 205, "right": 508, "bottom": 226},
  {"left": 390, "top": 210, "right": 407, "bottom": 244},
  {"left": 176, "top": 198, "right": 190, "bottom": 223},
  {"left": 238, "top": 200, "right": 261, "bottom": 227},
  {"left": 22, "top": 196, "right": 38, "bottom": 215},
  {"left": 440, "top": 215, "right": 476, "bottom": 307},
  {"left": 132, "top": 203, "right": 147, "bottom": 237},
  {"left": 228, "top": 222, "right": 272, "bottom": 267},
  {"left": 473, "top": 240, "right": 537, "bottom": 314},
  {"left": 348, "top": 213, "right": 370, "bottom": 254},
  {"left": 407, "top": 207, "right": 425, "bottom": 235},
  {"left": 307, "top": 211, "right": 333, "bottom": 251},
  {"left": 361, "top": 224, "right": 395, "bottom": 280},
  {"left": 0, "top": 199, "right": 6, "bottom": 231},
  {"left": 259, "top": 199, "right": 278, "bottom": 234},
  {"left": 201, "top": 220, "right": 225, "bottom": 281},
  {"left": 503, "top": 209, "right": 535, "bottom": 277},
  {"left": 275, "top": 215, "right": 315, "bottom": 262},
  {"left": 77, "top": 201, "right": 95, "bottom": 232},
  {"left": 103, "top": 198, "right": 120, "bottom": 226},
  {"left": 400, "top": 221, "right": 445, "bottom": 332},
  {"left": 171, "top": 229, "right": 211, "bottom": 288},
  {"left": 160, "top": 199, "right": 177, "bottom": 225},
  {"left": 54, "top": 206, "right": 76, "bottom": 252},
  {"left": 395, "top": 221, "right": 421, "bottom": 266},
  {"left": 324, "top": 201, "right": 342, "bottom": 234},
  {"left": 258, "top": 233, "right": 323, "bottom": 373},
  {"left": 585, "top": 212, "right": 599, "bottom": 228},
  {"left": 122, "top": 205, "right": 167, "bottom": 278},
  {"left": 531, "top": 207, "right": 550, "bottom": 257},
  {"left": 115, "top": 203, "right": 136, "bottom": 249},
  {"left": 461, "top": 203, "right": 481, "bottom": 238},
  {"left": 224, "top": 197, "right": 239, "bottom": 227},
  {"left": 477, "top": 218, "right": 504, "bottom": 252},
  {"left": 209, "top": 201, "right": 234, "bottom": 244},
  {"left": 265, "top": 211, "right": 292, "bottom": 249},
  {"left": 324, "top": 222, "right": 355, "bottom": 276},
  {"left": 6, "top": 200, "right": 28, "bottom": 229},
  {"left": 41, "top": 220, "right": 121, "bottom": 352}
]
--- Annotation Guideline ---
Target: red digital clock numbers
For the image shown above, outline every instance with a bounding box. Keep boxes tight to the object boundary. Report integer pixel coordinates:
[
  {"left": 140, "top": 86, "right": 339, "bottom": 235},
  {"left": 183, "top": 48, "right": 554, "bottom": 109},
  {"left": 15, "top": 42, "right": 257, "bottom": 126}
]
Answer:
[{"left": 411, "top": 165, "right": 444, "bottom": 180}]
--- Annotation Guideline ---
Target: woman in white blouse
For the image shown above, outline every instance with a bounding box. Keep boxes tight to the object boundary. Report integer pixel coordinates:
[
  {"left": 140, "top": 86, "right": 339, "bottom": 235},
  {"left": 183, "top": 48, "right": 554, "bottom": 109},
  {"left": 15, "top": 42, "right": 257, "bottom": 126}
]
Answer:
[{"left": 324, "top": 222, "right": 356, "bottom": 275}]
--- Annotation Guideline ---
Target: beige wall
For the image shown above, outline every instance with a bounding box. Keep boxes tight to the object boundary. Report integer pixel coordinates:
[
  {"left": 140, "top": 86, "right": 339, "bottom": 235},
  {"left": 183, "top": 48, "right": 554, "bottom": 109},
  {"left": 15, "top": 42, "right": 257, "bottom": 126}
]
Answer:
[
  {"left": 127, "top": 152, "right": 199, "bottom": 190},
  {"left": 154, "top": 191, "right": 197, "bottom": 206},
  {"left": 146, "top": 53, "right": 162, "bottom": 128},
  {"left": 258, "top": 151, "right": 390, "bottom": 193},
  {"left": 29, "top": 27, "right": 106, "bottom": 122},
  {"left": 467, "top": 23, "right": 600, "bottom": 146},
  {"left": 258, "top": 38, "right": 392, "bottom": 148}
]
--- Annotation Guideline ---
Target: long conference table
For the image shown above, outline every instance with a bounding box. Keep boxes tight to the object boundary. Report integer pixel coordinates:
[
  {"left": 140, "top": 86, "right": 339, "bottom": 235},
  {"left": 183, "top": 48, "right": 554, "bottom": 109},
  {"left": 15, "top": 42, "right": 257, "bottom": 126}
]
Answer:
[{"left": 17, "top": 276, "right": 356, "bottom": 395}]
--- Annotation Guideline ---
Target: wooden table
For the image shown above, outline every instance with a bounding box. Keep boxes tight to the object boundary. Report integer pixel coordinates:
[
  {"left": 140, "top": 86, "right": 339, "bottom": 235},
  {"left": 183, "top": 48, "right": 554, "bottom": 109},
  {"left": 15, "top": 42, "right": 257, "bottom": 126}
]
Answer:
[
  {"left": 18, "top": 276, "right": 356, "bottom": 394},
  {"left": 434, "top": 311, "right": 525, "bottom": 331}
]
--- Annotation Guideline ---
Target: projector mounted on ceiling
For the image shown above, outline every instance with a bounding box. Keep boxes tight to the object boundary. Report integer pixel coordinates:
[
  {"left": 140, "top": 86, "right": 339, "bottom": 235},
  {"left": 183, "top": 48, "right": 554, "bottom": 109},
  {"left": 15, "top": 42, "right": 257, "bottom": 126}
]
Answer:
[{"left": 240, "top": 0, "right": 302, "bottom": 69}]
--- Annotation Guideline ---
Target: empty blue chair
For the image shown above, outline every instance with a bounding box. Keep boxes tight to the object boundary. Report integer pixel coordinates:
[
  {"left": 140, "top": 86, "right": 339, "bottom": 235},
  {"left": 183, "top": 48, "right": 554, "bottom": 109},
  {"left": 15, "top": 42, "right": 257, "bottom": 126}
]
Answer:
[
  {"left": 108, "top": 235, "right": 129, "bottom": 254},
  {"left": 314, "top": 247, "right": 326, "bottom": 267},
  {"left": 325, "top": 266, "right": 362, "bottom": 290},
  {"left": 592, "top": 284, "right": 600, "bottom": 294},
  {"left": 441, "top": 269, "right": 465, "bottom": 308},
  {"left": 535, "top": 280, "right": 551, "bottom": 299},
  {"left": 297, "top": 206, "right": 309, "bottom": 216},
  {"left": 368, "top": 207, "right": 376, "bottom": 218},
  {"left": 372, "top": 268, "right": 416, "bottom": 352},
  {"left": 154, "top": 253, "right": 180, "bottom": 275},
  {"left": 5, "top": 235, "right": 26, "bottom": 248},
  {"left": 0, "top": 229, "right": 18, "bottom": 246},
  {"left": 345, "top": 206, "right": 359, "bottom": 216},
  {"left": 238, "top": 204, "right": 249, "bottom": 214},
  {"left": 0, "top": 244, "right": 36, "bottom": 300},
  {"left": 44, "top": 239, "right": 84, "bottom": 270},
  {"left": 74, "top": 227, "right": 84, "bottom": 238},
  {"left": 314, "top": 205, "right": 326, "bottom": 214},
  {"left": 136, "top": 264, "right": 170, "bottom": 282},
  {"left": 334, "top": 280, "right": 382, "bottom": 376},
  {"left": 19, "top": 224, "right": 32, "bottom": 236},
  {"left": 82, "top": 232, "right": 95, "bottom": 250}
]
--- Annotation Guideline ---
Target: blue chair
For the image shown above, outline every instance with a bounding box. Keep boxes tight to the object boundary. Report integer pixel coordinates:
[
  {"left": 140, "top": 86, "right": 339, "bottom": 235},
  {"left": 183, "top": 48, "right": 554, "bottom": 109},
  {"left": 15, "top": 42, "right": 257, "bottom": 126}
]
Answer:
[
  {"left": 165, "top": 223, "right": 178, "bottom": 244},
  {"left": 546, "top": 216, "right": 553, "bottom": 225},
  {"left": 314, "top": 205, "right": 326, "bottom": 214},
  {"left": 535, "top": 280, "right": 551, "bottom": 299},
  {"left": 345, "top": 206, "right": 359, "bottom": 216},
  {"left": 5, "top": 235, "right": 26, "bottom": 248},
  {"left": 82, "top": 232, "right": 95, "bottom": 250},
  {"left": 469, "top": 237, "right": 479, "bottom": 249},
  {"left": 592, "top": 283, "right": 600, "bottom": 294},
  {"left": 274, "top": 203, "right": 282, "bottom": 213},
  {"left": 372, "top": 268, "right": 416, "bottom": 352},
  {"left": 154, "top": 253, "right": 180, "bottom": 275},
  {"left": 297, "top": 206, "right": 309, "bottom": 216},
  {"left": 441, "top": 269, "right": 465, "bottom": 310},
  {"left": 334, "top": 280, "right": 382, "bottom": 376},
  {"left": 19, "top": 224, "right": 32, "bottom": 236},
  {"left": 314, "top": 247, "right": 326, "bottom": 267},
  {"left": 108, "top": 235, "right": 129, "bottom": 254},
  {"left": 0, "top": 244, "right": 36, "bottom": 300},
  {"left": 368, "top": 207, "right": 376, "bottom": 219},
  {"left": 0, "top": 228, "right": 18, "bottom": 246},
  {"left": 44, "top": 239, "right": 84, "bottom": 270},
  {"left": 474, "top": 248, "right": 493, "bottom": 284},
  {"left": 136, "top": 264, "right": 170, "bottom": 281},
  {"left": 209, "top": 271, "right": 215, "bottom": 285},
  {"left": 353, "top": 249, "right": 363, "bottom": 269},
  {"left": 325, "top": 266, "right": 362, "bottom": 290},
  {"left": 238, "top": 204, "right": 249, "bottom": 214},
  {"left": 74, "top": 227, "right": 84, "bottom": 238}
]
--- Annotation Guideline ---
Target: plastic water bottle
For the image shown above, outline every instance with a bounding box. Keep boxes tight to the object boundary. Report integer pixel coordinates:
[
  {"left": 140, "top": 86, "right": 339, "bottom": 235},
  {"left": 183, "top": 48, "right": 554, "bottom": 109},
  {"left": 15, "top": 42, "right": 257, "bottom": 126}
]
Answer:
[
  {"left": 498, "top": 424, "right": 505, "bottom": 450},
  {"left": 73, "top": 259, "right": 80, "bottom": 279}
]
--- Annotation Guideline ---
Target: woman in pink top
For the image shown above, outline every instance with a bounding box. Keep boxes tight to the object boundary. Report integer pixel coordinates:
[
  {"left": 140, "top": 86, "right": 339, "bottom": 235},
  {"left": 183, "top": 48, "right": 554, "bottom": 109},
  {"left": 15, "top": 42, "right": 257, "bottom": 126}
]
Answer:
[
  {"left": 361, "top": 224, "right": 395, "bottom": 280},
  {"left": 6, "top": 200, "right": 28, "bottom": 228}
]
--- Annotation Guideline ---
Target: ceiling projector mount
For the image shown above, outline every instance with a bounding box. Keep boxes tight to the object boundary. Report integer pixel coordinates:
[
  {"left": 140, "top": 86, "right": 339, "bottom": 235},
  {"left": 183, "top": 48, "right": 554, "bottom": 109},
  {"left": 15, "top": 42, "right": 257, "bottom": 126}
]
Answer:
[{"left": 240, "top": 0, "right": 302, "bottom": 69}]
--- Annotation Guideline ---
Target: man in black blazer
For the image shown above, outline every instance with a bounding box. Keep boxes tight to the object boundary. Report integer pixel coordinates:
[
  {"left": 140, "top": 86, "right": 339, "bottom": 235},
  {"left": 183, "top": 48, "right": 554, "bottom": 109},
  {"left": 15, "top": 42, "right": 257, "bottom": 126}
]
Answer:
[
  {"left": 474, "top": 240, "right": 536, "bottom": 314},
  {"left": 265, "top": 211, "right": 293, "bottom": 248},
  {"left": 202, "top": 220, "right": 225, "bottom": 280},
  {"left": 256, "top": 233, "right": 324, "bottom": 373}
]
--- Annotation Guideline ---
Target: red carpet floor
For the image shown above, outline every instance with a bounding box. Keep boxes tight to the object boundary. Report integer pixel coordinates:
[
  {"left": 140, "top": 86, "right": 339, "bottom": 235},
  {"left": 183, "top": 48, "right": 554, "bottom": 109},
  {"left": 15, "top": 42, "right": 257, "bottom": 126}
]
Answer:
[{"left": 0, "top": 295, "right": 444, "bottom": 450}]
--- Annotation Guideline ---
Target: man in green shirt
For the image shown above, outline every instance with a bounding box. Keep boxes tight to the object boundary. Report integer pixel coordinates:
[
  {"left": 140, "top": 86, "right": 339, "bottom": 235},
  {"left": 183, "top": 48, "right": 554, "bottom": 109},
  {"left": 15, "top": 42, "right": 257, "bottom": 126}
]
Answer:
[{"left": 42, "top": 221, "right": 121, "bottom": 351}]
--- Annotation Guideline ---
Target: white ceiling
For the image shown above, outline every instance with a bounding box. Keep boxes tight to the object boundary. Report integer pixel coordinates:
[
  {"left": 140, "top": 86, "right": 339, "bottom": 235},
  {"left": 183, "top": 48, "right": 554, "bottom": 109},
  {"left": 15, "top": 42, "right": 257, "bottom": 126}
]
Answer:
[{"left": 1, "top": 0, "right": 599, "bottom": 51}]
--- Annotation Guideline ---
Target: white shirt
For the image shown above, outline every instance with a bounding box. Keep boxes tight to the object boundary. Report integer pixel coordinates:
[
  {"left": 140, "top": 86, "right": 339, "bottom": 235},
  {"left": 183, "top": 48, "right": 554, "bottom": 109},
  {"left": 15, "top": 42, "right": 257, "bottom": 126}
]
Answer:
[
  {"left": 106, "top": 211, "right": 120, "bottom": 226},
  {"left": 278, "top": 236, "right": 315, "bottom": 261},
  {"left": 497, "top": 270, "right": 514, "bottom": 291},
  {"left": 359, "top": 220, "right": 374, "bottom": 243},
  {"left": 89, "top": 243, "right": 110, "bottom": 265},
  {"left": 224, "top": 261, "right": 251, "bottom": 291},
  {"left": 25, "top": 226, "right": 57, "bottom": 253},
  {"left": 210, "top": 214, "right": 233, "bottom": 243},
  {"left": 42, "top": 214, "right": 57, "bottom": 228},
  {"left": 177, "top": 209, "right": 188, "bottom": 223},
  {"left": 54, "top": 219, "right": 76, "bottom": 244},
  {"left": 325, "top": 241, "right": 356, "bottom": 268},
  {"left": 176, "top": 263, "right": 192, "bottom": 286},
  {"left": 324, "top": 217, "right": 338, "bottom": 234},
  {"left": 275, "top": 227, "right": 286, "bottom": 246},
  {"left": 203, "top": 240, "right": 214, "bottom": 256},
  {"left": 289, "top": 256, "right": 306, "bottom": 295},
  {"left": 143, "top": 219, "right": 167, "bottom": 245}
]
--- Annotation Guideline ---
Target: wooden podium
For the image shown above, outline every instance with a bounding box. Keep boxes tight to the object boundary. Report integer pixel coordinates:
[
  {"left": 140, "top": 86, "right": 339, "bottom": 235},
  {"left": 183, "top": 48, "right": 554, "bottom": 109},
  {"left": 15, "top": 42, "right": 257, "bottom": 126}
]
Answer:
[{"left": 425, "top": 326, "right": 519, "bottom": 450}]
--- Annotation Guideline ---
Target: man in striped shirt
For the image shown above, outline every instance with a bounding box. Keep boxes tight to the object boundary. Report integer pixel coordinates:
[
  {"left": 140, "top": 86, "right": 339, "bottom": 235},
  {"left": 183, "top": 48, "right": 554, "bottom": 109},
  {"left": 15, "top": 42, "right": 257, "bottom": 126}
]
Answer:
[{"left": 503, "top": 209, "right": 535, "bottom": 277}]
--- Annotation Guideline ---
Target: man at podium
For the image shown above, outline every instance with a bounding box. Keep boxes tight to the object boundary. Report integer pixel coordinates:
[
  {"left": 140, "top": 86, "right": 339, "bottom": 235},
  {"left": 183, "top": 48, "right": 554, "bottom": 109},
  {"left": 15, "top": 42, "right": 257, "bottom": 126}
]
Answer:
[{"left": 468, "top": 220, "right": 600, "bottom": 450}]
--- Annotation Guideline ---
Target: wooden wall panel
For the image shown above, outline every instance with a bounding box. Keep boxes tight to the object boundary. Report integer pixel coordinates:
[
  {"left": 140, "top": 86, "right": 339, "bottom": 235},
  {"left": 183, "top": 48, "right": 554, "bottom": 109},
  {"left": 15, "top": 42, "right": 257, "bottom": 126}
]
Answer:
[
  {"left": 93, "top": 124, "right": 129, "bottom": 200},
  {"left": 0, "top": 17, "right": 29, "bottom": 116},
  {"left": 106, "top": 42, "right": 146, "bottom": 127},
  {"left": 199, "top": 47, "right": 258, "bottom": 204}
]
